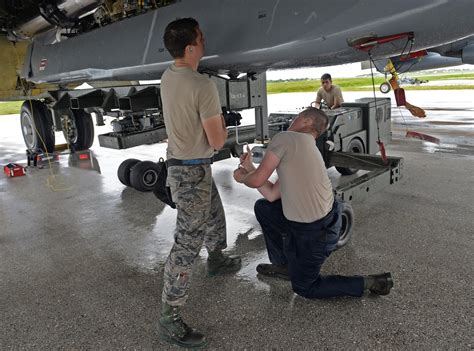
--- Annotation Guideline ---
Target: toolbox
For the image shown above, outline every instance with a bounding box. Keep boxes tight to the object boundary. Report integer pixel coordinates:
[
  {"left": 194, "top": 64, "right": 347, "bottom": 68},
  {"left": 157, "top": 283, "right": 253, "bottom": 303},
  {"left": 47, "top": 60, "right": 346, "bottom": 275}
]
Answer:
[{"left": 3, "top": 163, "right": 26, "bottom": 178}]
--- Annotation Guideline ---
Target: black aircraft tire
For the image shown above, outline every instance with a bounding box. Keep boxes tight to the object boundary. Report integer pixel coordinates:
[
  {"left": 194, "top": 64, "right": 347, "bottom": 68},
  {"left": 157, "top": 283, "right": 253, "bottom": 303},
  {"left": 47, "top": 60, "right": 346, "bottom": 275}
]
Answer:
[
  {"left": 336, "top": 138, "right": 365, "bottom": 176},
  {"left": 336, "top": 201, "right": 354, "bottom": 249},
  {"left": 380, "top": 82, "right": 391, "bottom": 94},
  {"left": 73, "top": 110, "right": 95, "bottom": 150},
  {"left": 20, "top": 100, "right": 55, "bottom": 153},
  {"left": 130, "top": 161, "right": 161, "bottom": 192},
  {"left": 117, "top": 159, "right": 141, "bottom": 187}
]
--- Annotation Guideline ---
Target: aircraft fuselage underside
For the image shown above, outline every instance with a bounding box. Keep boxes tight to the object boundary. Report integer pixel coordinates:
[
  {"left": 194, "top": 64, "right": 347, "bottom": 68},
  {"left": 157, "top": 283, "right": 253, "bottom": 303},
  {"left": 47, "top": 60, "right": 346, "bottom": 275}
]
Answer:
[{"left": 23, "top": 0, "right": 474, "bottom": 85}]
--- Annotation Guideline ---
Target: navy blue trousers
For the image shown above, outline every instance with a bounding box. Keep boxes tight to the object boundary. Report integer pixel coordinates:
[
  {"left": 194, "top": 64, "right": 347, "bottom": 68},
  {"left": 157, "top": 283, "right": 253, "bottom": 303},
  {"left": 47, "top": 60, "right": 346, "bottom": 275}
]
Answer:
[{"left": 254, "top": 198, "right": 364, "bottom": 299}]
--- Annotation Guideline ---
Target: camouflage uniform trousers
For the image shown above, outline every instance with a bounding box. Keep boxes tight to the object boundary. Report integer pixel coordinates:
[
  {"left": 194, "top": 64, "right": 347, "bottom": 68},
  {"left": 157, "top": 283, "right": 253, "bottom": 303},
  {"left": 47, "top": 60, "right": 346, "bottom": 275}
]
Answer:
[{"left": 162, "top": 164, "right": 227, "bottom": 306}]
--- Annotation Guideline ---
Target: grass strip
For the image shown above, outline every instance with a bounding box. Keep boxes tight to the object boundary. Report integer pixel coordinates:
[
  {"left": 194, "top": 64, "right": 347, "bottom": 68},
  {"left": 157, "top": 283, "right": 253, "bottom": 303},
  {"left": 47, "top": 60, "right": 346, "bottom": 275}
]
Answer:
[
  {"left": 0, "top": 101, "right": 22, "bottom": 115},
  {"left": 268, "top": 74, "right": 474, "bottom": 94}
]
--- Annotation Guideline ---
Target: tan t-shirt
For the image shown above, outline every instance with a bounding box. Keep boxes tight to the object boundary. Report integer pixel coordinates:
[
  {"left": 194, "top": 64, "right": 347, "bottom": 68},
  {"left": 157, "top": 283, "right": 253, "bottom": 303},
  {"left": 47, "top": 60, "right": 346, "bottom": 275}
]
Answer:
[
  {"left": 268, "top": 131, "right": 334, "bottom": 223},
  {"left": 316, "top": 85, "right": 343, "bottom": 107},
  {"left": 161, "top": 65, "right": 222, "bottom": 159}
]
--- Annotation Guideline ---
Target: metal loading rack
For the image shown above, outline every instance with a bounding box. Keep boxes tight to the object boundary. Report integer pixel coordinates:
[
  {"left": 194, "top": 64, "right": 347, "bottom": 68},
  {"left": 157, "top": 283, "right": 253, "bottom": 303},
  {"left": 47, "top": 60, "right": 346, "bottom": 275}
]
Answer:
[{"left": 328, "top": 152, "right": 403, "bottom": 203}]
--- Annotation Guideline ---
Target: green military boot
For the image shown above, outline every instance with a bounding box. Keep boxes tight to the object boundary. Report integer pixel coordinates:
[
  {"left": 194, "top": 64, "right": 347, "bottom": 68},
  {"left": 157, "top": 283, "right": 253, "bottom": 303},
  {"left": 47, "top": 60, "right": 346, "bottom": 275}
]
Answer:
[
  {"left": 207, "top": 250, "right": 242, "bottom": 277},
  {"left": 159, "top": 303, "right": 207, "bottom": 348}
]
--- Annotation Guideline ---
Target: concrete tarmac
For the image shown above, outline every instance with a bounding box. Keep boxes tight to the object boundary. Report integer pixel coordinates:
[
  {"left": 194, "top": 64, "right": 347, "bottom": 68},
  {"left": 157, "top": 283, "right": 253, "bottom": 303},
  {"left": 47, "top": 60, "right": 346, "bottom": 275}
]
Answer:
[{"left": 0, "top": 91, "right": 473, "bottom": 349}]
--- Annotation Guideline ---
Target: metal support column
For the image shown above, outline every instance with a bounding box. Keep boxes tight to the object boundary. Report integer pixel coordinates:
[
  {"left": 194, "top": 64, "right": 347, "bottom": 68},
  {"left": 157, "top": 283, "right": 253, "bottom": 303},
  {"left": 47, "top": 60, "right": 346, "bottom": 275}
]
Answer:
[{"left": 252, "top": 72, "right": 269, "bottom": 144}]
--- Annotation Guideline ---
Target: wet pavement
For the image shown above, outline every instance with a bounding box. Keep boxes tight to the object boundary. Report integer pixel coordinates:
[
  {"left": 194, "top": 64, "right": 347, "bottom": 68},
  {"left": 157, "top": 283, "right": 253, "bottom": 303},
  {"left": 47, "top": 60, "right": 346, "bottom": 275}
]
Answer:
[{"left": 0, "top": 90, "right": 473, "bottom": 349}]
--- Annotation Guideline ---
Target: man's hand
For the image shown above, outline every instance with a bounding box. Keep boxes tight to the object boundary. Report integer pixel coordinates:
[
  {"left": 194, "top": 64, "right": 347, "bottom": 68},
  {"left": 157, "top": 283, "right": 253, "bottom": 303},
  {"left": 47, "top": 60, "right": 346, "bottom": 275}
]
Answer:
[
  {"left": 233, "top": 167, "right": 249, "bottom": 183},
  {"left": 239, "top": 145, "right": 255, "bottom": 172},
  {"left": 223, "top": 111, "right": 242, "bottom": 127}
]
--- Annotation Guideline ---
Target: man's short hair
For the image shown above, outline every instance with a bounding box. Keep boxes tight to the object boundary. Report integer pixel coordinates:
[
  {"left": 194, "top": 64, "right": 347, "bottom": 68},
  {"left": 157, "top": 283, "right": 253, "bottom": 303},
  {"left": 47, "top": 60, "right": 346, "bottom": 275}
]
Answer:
[
  {"left": 321, "top": 73, "right": 332, "bottom": 81},
  {"left": 301, "top": 107, "right": 329, "bottom": 136},
  {"left": 163, "top": 18, "right": 199, "bottom": 58}
]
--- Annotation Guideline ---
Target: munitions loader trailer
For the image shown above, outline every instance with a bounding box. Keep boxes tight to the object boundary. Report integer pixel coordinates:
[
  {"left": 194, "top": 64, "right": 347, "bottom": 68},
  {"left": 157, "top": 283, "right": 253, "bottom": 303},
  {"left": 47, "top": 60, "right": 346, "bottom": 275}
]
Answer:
[{"left": 23, "top": 72, "right": 402, "bottom": 248}]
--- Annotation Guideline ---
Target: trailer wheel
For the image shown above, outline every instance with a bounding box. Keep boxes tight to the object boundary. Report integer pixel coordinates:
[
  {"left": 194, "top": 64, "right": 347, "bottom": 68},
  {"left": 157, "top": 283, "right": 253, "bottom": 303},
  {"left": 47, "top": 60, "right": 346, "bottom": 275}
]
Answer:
[
  {"left": 61, "top": 109, "right": 94, "bottom": 151},
  {"left": 336, "top": 201, "right": 354, "bottom": 249},
  {"left": 118, "top": 159, "right": 141, "bottom": 186},
  {"left": 20, "top": 100, "right": 55, "bottom": 153},
  {"left": 130, "top": 161, "right": 161, "bottom": 192},
  {"left": 336, "top": 138, "right": 365, "bottom": 176},
  {"left": 380, "top": 82, "right": 391, "bottom": 94}
]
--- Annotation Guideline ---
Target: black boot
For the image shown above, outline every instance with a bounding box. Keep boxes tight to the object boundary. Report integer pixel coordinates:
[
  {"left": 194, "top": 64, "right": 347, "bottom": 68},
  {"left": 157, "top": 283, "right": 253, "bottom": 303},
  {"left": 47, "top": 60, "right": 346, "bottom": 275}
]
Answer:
[
  {"left": 256, "top": 263, "right": 290, "bottom": 281},
  {"left": 159, "top": 303, "right": 206, "bottom": 348},
  {"left": 365, "top": 272, "right": 394, "bottom": 295},
  {"left": 207, "top": 250, "right": 242, "bottom": 277}
]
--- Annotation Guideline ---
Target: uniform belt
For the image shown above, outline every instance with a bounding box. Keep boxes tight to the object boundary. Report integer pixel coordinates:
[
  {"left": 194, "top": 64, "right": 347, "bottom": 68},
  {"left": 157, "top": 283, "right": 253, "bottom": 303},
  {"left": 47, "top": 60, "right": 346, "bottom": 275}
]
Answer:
[{"left": 167, "top": 157, "right": 214, "bottom": 166}]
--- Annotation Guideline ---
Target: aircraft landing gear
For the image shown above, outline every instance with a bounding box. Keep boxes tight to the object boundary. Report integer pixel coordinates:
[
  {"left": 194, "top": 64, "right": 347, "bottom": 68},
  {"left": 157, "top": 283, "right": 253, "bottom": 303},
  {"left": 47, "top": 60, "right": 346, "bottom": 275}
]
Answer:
[
  {"left": 20, "top": 100, "right": 55, "bottom": 153},
  {"left": 19, "top": 99, "right": 96, "bottom": 153},
  {"left": 60, "top": 109, "right": 95, "bottom": 151}
]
